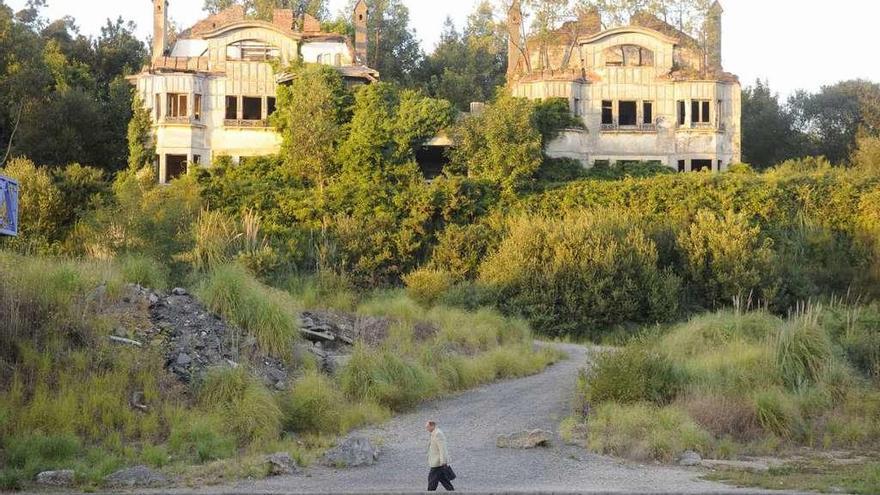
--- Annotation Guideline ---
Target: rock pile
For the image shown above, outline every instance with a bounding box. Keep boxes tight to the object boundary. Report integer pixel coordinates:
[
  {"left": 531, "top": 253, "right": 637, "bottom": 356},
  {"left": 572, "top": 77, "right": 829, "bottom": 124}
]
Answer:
[
  {"left": 103, "top": 465, "right": 167, "bottom": 488},
  {"left": 119, "top": 285, "right": 290, "bottom": 388}
]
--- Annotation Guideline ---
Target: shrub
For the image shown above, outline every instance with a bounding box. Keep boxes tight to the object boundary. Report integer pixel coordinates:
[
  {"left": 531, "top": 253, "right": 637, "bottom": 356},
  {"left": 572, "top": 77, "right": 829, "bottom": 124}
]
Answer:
[
  {"left": 677, "top": 209, "right": 773, "bottom": 307},
  {"left": 536, "top": 157, "right": 585, "bottom": 183},
  {"left": 587, "top": 403, "right": 713, "bottom": 463},
  {"left": 479, "top": 211, "right": 679, "bottom": 338},
  {"left": 586, "top": 344, "right": 685, "bottom": 405},
  {"left": 282, "top": 372, "right": 346, "bottom": 434},
  {"left": 339, "top": 344, "right": 439, "bottom": 411},
  {"left": 403, "top": 268, "right": 454, "bottom": 307},
  {"left": 0, "top": 157, "right": 65, "bottom": 250},
  {"left": 430, "top": 223, "right": 498, "bottom": 280},
  {"left": 198, "top": 264, "right": 300, "bottom": 360},
  {"left": 775, "top": 309, "right": 833, "bottom": 389},
  {"left": 168, "top": 412, "right": 236, "bottom": 463},
  {"left": 199, "top": 367, "right": 283, "bottom": 445},
  {"left": 680, "top": 393, "right": 762, "bottom": 442},
  {"left": 754, "top": 389, "right": 803, "bottom": 439}
]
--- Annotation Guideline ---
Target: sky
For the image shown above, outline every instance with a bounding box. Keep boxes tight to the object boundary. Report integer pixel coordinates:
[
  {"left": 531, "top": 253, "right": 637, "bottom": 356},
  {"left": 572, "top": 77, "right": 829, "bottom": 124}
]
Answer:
[{"left": 7, "top": 0, "right": 880, "bottom": 98}]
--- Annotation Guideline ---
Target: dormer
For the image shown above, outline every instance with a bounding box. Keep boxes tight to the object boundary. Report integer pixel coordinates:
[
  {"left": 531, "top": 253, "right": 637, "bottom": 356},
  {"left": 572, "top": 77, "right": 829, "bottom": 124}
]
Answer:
[{"left": 579, "top": 26, "right": 677, "bottom": 73}]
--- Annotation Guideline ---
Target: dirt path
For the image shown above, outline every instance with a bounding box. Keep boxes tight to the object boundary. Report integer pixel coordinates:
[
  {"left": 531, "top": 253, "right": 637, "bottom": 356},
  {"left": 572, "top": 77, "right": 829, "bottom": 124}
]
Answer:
[{"left": 185, "top": 343, "right": 797, "bottom": 494}]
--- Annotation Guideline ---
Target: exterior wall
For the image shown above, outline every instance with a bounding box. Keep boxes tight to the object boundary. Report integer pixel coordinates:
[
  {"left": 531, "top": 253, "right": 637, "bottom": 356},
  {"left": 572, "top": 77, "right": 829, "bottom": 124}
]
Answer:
[
  {"left": 302, "top": 41, "right": 354, "bottom": 65},
  {"left": 513, "top": 28, "right": 742, "bottom": 172}
]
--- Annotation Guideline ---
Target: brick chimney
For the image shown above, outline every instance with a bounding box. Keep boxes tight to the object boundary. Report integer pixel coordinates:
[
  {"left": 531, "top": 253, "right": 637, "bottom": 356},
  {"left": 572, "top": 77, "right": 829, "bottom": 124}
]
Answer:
[
  {"left": 353, "top": 0, "right": 368, "bottom": 64},
  {"left": 705, "top": 0, "right": 723, "bottom": 70},
  {"left": 153, "top": 0, "right": 168, "bottom": 59}
]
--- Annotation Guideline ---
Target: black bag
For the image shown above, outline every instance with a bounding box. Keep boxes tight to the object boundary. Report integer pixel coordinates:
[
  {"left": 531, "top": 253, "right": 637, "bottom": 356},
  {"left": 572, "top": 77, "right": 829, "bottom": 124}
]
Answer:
[{"left": 443, "top": 465, "right": 457, "bottom": 481}]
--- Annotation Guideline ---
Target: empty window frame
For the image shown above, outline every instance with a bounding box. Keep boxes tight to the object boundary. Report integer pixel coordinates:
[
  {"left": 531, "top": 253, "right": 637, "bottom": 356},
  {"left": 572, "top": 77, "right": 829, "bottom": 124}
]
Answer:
[
  {"left": 194, "top": 94, "right": 202, "bottom": 121},
  {"left": 678, "top": 160, "right": 686, "bottom": 172},
  {"left": 643, "top": 101, "right": 653, "bottom": 125},
  {"left": 678, "top": 100, "right": 686, "bottom": 126},
  {"left": 225, "top": 96, "right": 238, "bottom": 120},
  {"left": 618, "top": 101, "right": 637, "bottom": 126},
  {"left": 602, "top": 100, "right": 614, "bottom": 125},
  {"left": 692, "top": 100, "right": 711, "bottom": 124},
  {"left": 267, "top": 96, "right": 277, "bottom": 117},
  {"left": 165, "top": 154, "right": 188, "bottom": 182},
  {"left": 226, "top": 39, "right": 280, "bottom": 61},
  {"left": 167, "top": 93, "right": 188, "bottom": 118},
  {"left": 242, "top": 96, "right": 262, "bottom": 120}
]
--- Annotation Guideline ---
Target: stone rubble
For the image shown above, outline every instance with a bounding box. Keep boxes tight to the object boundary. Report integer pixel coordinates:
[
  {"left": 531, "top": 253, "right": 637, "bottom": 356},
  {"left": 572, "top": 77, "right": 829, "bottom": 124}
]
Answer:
[
  {"left": 496, "top": 429, "right": 552, "bottom": 449},
  {"left": 322, "top": 436, "right": 380, "bottom": 467}
]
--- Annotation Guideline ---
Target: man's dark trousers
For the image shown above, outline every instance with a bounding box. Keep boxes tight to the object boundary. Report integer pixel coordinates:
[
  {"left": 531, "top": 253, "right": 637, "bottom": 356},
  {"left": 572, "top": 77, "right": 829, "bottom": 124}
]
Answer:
[{"left": 428, "top": 466, "right": 454, "bottom": 491}]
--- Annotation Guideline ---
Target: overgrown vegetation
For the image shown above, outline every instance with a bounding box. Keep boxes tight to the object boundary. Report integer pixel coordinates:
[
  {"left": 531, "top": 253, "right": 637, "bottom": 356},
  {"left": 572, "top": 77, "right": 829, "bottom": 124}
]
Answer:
[{"left": 568, "top": 304, "right": 880, "bottom": 470}]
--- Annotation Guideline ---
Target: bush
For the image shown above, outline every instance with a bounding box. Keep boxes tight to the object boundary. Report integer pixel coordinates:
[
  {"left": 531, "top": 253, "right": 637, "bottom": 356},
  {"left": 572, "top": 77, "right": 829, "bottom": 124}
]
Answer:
[
  {"left": 587, "top": 403, "right": 713, "bottom": 463},
  {"left": 479, "top": 211, "right": 679, "bottom": 338},
  {"left": 677, "top": 209, "right": 773, "bottom": 307},
  {"left": 168, "top": 412, "right": 236, "bottom": 463},
  {"left": 754, "top": 389, "right": 803, "bottom": 439},
  {"left": 775, "top": 309, "right": 833, "bottom": 389},
  {"left": 339, "top": 345, "right": 439, "bottom": 411},
  {"left": 403, "top": 268, "right": 454, "bottom": 307},
  {"left": 536, "top": 157, "right": 585, "bottom": 183},
  {"left": 430, "top": 223, "right": 497, "bottom": 280},
  {"left": 0, "top": 157, "right": 65, "bottom": 251},
  {"left": 198, "top": 264, "right": 300, "bottom": 360},
  {"left": 282, "top": 372, "right": 346, "bottom": 434},
  {"left": 681, "top": 393, "right": 762, "bottom": 442},
  {"left": 199, "top": 367, "right": 283, "bottom": 445},
  {"left": 586, "top": 344, "right": 685, "bottom": 405}
]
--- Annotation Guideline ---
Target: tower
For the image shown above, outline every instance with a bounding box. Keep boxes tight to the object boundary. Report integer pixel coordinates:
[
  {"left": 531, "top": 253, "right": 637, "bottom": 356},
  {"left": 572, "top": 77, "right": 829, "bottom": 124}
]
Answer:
[
  {"left": 507, "top": 0, "right": 524, "bottom": 79},
  {"left": 354, "top": 0, "right": 368, "bottom": 65},
  {"left": 153, "top": 0, "right": 168, "bottom": 60},
  {"left": 705, "top": 1, "right": 723, "bottom": 70}
]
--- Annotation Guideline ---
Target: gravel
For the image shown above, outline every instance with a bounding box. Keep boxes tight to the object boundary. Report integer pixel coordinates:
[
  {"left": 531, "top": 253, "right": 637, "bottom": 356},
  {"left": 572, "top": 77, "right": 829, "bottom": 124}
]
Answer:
[{"left": 170, "top": 343, "right": 799, "bottom": 494}]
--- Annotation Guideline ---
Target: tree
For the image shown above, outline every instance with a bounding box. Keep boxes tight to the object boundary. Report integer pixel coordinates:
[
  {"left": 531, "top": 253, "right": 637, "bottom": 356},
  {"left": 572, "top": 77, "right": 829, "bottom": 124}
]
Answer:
[
  {"left": 741, "top": 80, "right": 805, "bottom": 169},
  {"left": 128, "top": 94, "right": 155, "bottom": 171},
  {"left": 416, "top": 3, "right": 507, "bottom": 111},
  {"left": 345, "top": 0, "right": 422, "bottom": 84},
  {"left": 204, "top": 0, "right": 329, "bottom": 20},
  {"left": 450, "top": 94, "right": 543, "bottom": 193},
  {"left": 274, "top": 65, "right": 351, "bottom": 206},
  {"left": 789, "top": 80, "right": 880, "bottom": 165}
]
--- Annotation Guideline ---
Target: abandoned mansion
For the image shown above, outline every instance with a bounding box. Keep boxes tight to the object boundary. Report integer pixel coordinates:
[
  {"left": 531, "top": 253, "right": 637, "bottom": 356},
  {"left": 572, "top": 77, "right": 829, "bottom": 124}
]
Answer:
[
  {"left": 131, "top": 0, "right": 377, "bottom": 183},
  {"left": 132, "top": 1, "right": 741, "bottom": 182},
  {"left": 508, "top": 0, "right": 741, "bottom": 171}
]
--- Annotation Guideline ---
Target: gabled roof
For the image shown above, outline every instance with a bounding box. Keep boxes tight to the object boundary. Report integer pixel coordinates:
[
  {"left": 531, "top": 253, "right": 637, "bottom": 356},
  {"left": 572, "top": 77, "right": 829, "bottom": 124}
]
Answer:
[{"left": 578, "top": 25, "right": 680, "bottom": 46}]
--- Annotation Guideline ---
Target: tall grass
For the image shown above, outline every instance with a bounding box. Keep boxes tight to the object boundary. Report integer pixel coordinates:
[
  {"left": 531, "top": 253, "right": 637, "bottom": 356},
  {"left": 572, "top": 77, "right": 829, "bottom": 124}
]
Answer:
[
  {"left": 197, "top": 264, "right": 300, "bottom": 360},
  {"left": 775, "top": 306, "right": 832, "bottom": 388},
  {"left": 199, "top": 367, "right": 283, "bottom": 445}
]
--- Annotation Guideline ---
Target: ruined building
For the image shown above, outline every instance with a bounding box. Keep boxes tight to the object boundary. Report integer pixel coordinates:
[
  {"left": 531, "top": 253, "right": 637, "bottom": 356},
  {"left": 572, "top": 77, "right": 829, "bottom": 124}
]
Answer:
[
  {"left": 508, "top": 1, "right": 741, "bottom": 171},
  {"left": 130, "top": 0, "right": 377, "bottom": 183}
]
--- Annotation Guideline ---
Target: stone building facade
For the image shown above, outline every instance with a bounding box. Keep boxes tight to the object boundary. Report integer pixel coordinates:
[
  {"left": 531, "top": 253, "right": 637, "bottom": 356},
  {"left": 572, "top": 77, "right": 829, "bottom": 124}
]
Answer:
[
  {"left": 130, "top": 0, "right": 377, "bottom": 183},
  {"left": 508, "top": 1, "right": 741, "bottom": 172}
]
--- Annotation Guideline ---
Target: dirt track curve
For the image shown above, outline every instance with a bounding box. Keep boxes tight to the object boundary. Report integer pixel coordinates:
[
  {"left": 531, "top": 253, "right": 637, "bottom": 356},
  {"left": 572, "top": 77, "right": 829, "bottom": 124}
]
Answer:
[{"left": 166, "top": 343, "right": 803, "bottom": 495}]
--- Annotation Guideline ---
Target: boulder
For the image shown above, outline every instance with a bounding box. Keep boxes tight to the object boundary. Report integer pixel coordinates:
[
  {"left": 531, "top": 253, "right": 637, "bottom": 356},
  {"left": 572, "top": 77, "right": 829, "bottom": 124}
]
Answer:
[
  {"left": 323, "top": 436, "right": 379, "bottom": 467},
  {"left": 171, "top": 287, "right": 188, "bottom": 296},
  {"left": 496, "top": 429, "right": 551, "bottom": 449},
  {"left": 265, "top": 452, "right": 299, "bottom": 476},
  {"left": 678, "top": 450, "right": 702, "bottom": 466},
  {"left": 35, "top": 470, "right": 75, "bottom": 487},
  {"left": 104, "top": 465, "right": 168, "bottom": 488}
]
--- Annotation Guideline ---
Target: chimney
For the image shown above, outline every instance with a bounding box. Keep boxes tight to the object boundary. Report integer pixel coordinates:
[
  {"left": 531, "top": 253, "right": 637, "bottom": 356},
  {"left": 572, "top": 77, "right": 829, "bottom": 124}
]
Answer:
[
  {"left": 353, "top": 0, "right": 368, "bottom": 65},
  {"left": 507, "top": 0, "right": 524, "bottom": 79},
  {"left": 705, "top": 0, "right": 723, "bottom": 70},
  {"left": 153, "top": 0, "right": 168, "bottom": 60}
]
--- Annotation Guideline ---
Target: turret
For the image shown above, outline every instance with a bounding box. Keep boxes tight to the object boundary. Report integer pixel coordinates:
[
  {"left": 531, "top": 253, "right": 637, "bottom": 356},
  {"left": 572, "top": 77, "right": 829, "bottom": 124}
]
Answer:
[
  {"left": 153, "top": 0, "right": 168, "bottom": 59},
  {"left": 705, "top": 0, "right": 723, "bottom": 70},
  {"left": 354, "top": 0, "right": 368, "bottom": 65},
  {"left": 507, "top": 0, "right": 524, "bottom": 79}
]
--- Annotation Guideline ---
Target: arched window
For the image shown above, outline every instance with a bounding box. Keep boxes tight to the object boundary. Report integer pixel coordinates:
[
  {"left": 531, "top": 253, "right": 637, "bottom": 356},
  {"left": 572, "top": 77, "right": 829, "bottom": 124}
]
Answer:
[
  {"left": 334, "top": 53, "right": 342, "bottom": 66},
  {"left": 226, "top": 39, "right": 281, "bottom": 61},
  {"left": 604, "top": 44, "right": 654, "bottom": 67}
]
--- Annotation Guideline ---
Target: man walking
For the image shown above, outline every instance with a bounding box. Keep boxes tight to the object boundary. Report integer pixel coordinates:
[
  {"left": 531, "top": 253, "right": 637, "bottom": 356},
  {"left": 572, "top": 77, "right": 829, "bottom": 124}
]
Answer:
[{"left": 426, "top": 420, "right": 454, "bottom": 491}]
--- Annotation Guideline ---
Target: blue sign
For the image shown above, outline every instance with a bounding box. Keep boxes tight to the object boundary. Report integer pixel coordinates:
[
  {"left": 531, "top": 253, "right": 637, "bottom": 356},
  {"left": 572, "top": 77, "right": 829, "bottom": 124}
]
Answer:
[{"left": 0, "top": 175, "right": 18, "bottom": 236}]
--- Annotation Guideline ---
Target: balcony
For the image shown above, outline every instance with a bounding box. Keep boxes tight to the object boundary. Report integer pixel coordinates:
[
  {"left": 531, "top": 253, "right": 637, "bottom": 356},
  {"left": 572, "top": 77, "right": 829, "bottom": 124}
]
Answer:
[
  {"left": 224, "top": 119, "right": 271, "bottom": 128},
  {"left": 600, "top": 123, "right": 658, "bottom": 133}
]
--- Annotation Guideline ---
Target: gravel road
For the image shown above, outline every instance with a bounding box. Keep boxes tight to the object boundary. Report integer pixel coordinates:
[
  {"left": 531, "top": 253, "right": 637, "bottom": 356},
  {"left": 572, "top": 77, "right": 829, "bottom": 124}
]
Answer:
[{"left": 175, "top": 343, "right": 800, "bottom": 494}]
